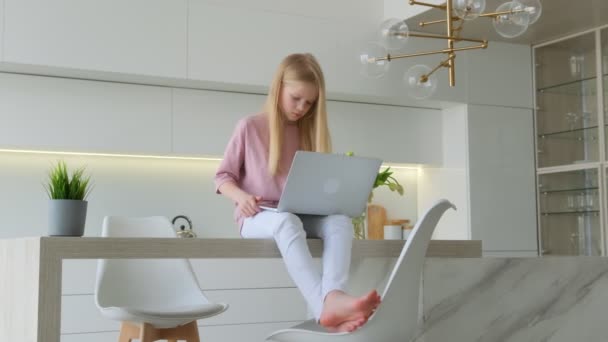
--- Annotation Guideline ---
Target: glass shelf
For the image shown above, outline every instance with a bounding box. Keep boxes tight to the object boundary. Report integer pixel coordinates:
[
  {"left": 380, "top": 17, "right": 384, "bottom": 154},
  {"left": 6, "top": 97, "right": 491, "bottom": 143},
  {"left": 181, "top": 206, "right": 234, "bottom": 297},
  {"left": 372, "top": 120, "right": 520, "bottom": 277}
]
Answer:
[
  {"left": 538, "top": 125, "right": 598, "bottom": 139},
  {"left": 535, "top": 29, "right": 607, "bottom": 257},
  {"left": 541, "top": 210, "right": 599, "bottom": 216},
  {"left": 540, "top": 186, "right": 599, "bottom": 194},
  {"left": 537, "top": 76, "right": 597, "bottom": 95}
]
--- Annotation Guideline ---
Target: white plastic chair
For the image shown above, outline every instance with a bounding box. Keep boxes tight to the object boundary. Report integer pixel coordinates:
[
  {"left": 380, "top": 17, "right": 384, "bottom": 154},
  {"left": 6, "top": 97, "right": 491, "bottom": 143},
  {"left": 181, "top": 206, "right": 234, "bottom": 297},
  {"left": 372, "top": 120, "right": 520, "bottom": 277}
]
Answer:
[
  {"left": 95, "top": 216, "right": 228, "bottom": 342},
  {"left": 266, "top": 199, "right": 456, "bottom": 342}
]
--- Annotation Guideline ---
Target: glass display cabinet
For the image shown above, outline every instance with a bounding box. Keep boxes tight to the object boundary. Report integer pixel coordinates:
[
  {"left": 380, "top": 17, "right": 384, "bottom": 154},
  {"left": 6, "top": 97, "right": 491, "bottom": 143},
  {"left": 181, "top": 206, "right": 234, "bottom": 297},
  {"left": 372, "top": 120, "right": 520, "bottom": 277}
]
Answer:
[
  {"left": 534, "top": 28, "right": 607, "bottom": 256},
  {"left": 538, "top": 169, "right": 601, "bottom": 255}
]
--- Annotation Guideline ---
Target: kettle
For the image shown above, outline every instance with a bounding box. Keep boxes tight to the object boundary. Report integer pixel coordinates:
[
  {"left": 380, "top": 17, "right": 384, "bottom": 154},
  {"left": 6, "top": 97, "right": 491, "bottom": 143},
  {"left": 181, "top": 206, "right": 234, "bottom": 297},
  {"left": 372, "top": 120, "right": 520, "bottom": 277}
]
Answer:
[{"left": 172, "top": 215, "right": 197, "bottom": 238}]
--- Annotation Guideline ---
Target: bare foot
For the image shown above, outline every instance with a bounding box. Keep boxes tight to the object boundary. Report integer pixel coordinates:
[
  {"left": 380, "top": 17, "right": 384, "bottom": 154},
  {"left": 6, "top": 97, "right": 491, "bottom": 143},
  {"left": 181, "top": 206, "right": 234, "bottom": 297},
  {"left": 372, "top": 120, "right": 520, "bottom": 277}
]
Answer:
[
  {"left": 319, "top": 290, "right": 381, "bottom": 329},
  {"left": 325, "top": 317, "right": 366, "bottom": 333}
]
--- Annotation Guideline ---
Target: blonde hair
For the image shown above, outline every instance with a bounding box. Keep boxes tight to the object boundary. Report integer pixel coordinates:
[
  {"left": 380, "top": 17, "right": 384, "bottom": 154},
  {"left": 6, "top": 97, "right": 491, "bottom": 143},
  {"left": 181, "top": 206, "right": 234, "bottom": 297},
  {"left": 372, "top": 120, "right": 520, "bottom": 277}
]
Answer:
[{"left": 265, "top": 53, "right": 332, "bottom": 175}]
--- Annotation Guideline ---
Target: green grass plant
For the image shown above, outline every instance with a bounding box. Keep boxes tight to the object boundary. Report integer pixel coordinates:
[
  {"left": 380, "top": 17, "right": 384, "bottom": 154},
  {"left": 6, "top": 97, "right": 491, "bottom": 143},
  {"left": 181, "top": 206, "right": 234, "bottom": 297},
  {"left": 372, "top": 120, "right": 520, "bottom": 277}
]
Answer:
[{"left": 45, "top": 161, "right": 93, "bottom": 200}]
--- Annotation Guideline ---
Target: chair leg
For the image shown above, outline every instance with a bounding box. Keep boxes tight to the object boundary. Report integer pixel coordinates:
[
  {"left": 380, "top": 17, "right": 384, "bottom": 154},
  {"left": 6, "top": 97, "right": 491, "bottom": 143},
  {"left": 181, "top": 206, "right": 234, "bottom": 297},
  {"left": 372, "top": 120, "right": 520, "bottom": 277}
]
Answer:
[
  {"left": 162, "top": 321, "right": 199, "bottom": 342},
  {"left": 140, "top": 322, "right": 161, "bottom": 342},
  {"left": 183, "top": 321, "right": 200, "bottom": 342},
  {"left": 118, "top": 321, "right": 139, "bottom": 342},
  {"left": 119, "top": 320, "right": 199, "bottom": 342}
]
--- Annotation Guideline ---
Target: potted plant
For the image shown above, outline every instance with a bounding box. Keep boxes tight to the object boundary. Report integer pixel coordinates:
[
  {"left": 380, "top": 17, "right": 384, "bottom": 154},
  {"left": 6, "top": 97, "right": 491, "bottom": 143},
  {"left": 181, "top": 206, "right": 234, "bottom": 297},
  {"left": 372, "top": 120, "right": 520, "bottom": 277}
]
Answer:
[
  {"left": 346, "top": 152, "right": 404, "bottom": 239},
  {"left": 45, "top": 161, "right": 93, "bottom": 236}
]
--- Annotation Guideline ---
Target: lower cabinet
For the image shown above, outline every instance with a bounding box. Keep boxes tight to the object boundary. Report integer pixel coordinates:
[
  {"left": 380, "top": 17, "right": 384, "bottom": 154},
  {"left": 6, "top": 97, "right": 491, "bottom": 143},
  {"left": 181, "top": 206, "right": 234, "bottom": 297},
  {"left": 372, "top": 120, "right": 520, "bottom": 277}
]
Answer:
[{"left": 538, "top": 168, "right": 603, "bottom": 256}]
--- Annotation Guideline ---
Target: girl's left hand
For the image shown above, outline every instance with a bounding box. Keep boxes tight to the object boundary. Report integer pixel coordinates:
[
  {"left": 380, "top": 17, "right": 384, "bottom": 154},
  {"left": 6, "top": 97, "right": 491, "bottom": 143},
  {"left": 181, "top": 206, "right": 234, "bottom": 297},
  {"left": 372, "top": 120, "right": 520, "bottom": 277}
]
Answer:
[{"left": 236, "top": 193, "right": 262, "bottom": 217}]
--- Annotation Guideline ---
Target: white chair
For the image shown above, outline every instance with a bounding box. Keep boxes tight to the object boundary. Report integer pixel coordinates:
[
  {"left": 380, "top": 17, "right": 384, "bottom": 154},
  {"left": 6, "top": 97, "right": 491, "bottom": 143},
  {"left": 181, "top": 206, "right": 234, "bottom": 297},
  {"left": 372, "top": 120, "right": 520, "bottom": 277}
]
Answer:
[
  {"left": 266, "top": 199, "right": 456, "bottom": 342},
  {"left": 95, "top": 216, "right": 228, "bottom": 342}
]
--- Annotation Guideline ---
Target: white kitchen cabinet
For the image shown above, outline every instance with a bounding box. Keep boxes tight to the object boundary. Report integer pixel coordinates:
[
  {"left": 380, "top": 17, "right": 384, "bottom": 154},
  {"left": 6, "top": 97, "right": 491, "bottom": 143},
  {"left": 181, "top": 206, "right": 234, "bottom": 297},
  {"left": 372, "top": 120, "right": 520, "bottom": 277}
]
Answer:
[
  {"left": 173, "top": 87, "right": 442, "bottom": 164},
  {"left": 327, "top": 101, "right": 442, "bottom": 164},
  {"left": 187, "top": 2, "right": 342, "bottom": 89},
  {"left": 172, "top": 88, "right": 266, "bottom": 156},
  {"left": 533, "top": 29, "right": 608, "bottom": 256},
  {"left": 0, "top": 73, "right": 172, "bottom": 154},
  {"left": 3, "top": 0, "right": 187, "bottom": 78},
  {"left": 467, "top": 104, "right": 538, "bottom": 253},
  {"left": 465, "top": 42, "right": 533, "bottom": 109},
  {"left": 0, "top": 0, "right": 4, "bottom": 61},
  {"left": 186, "top": 1, "right": 404, "bottom": 100}
]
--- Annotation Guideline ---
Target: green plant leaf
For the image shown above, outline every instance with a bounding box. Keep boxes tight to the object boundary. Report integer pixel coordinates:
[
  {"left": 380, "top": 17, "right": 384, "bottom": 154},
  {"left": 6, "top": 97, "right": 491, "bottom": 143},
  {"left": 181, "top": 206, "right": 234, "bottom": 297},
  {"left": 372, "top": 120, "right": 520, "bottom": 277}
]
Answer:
[{"left": 44, "top": 161, "right": 93, "bottom": 200}]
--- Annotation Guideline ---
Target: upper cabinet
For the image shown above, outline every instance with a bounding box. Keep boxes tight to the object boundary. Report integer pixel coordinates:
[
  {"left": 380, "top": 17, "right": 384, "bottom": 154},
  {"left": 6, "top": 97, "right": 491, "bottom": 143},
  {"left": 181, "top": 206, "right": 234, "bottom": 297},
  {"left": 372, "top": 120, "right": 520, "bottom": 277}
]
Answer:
[
  {"left": 465, "top": 42, "right": 533, "bottom": 109},
  {"left": 186, "top": 1, "right": 415, "bottom": 103},
  {"left": 603, "top": 29, "right": 608, "bottom": 159},
  {"left": 172, "top": 88, "right": 442, "bottom": 164},
  {"left": 0, "top": 73, "right": 172, "bottom": 154},
  {"left": 172, "top": 89, "right": 266, "bottom": 157},
  {"left": 326, "top": 101, "right": 441, "bottom": 165},
  {"left": 2, "top": 0, "right": 188, "bottom": 78},
  {"left": 535, "top": 33, "right": 598, "bottom": 168},
  {"left": 533, "top": 28, "right": 608, "bottom": 256},
  {"left": 187, "top": 2, "right": 351, "bottom": 92},
  {"left": 0, "top": 0, "right": 4, "bottom": 61}
]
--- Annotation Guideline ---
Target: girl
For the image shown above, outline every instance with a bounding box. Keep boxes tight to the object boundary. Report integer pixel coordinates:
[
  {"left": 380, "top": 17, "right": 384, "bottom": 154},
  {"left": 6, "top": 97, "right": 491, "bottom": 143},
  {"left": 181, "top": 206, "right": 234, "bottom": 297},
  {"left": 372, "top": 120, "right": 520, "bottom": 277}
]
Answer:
[{"left": 214, "top": 53, "right": 380, "bottom": 333}]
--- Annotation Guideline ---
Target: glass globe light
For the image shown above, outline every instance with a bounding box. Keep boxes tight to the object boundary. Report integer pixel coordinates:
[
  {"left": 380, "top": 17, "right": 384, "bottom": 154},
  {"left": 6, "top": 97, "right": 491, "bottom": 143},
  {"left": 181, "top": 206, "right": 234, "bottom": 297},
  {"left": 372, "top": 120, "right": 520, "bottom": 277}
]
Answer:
[
  {"left": 359, "top": 42, "right": 390, "bottom": 79},
  {"left": 379, "top": 18, "right": 409, "bottom": 50},
  {"left": 514, "top": 0, "right": 542, "bottom": 24},
  {"left": 493, "top": 1, "right": 530, "bottom": 38},
  {"left": 453, "top": 0, "right": 486, "bottom": 20},
  {"left": 404, "top": 65, "right": 438, "bottom": 100}
]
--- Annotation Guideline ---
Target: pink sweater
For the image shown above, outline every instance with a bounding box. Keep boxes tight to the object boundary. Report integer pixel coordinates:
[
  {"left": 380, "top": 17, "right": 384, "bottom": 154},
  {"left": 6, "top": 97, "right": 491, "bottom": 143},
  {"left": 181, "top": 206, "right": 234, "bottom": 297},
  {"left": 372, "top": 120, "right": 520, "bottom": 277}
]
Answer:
[{"left": 214, "top": 113, "right": 300, "bottom": 228}]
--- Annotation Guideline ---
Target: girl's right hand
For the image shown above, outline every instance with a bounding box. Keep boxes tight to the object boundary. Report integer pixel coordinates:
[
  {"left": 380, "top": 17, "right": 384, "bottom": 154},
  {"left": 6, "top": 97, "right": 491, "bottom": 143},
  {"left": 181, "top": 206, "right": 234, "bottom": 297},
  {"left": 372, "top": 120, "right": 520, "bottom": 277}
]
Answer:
[{"left": 237, "top": 193, "right": 262, "bottom": 217}]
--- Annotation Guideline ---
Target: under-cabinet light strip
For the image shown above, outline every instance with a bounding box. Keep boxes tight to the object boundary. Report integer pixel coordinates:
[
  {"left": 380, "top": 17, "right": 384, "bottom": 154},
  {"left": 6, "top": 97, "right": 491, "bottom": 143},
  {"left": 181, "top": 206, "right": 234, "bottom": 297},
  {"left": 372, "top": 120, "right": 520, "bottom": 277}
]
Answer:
[{"left": 0, "top": 149, "right": 419, "bottom": 170}]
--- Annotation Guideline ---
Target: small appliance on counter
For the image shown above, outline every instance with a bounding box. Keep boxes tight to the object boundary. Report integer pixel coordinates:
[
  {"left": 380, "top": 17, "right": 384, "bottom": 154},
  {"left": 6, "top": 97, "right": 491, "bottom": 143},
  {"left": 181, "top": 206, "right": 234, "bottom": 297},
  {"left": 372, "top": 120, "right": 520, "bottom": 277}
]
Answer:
[{"left": 172, "top": 215, "right": 197, "bottom": 238}]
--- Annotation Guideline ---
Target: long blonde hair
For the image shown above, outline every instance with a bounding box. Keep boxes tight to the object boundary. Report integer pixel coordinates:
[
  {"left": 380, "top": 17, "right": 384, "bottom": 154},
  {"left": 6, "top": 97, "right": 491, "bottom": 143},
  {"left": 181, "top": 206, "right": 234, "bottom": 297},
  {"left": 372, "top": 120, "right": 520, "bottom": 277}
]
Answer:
[{"left": 265, "top": 53, "right": 332, "bottom": 175}]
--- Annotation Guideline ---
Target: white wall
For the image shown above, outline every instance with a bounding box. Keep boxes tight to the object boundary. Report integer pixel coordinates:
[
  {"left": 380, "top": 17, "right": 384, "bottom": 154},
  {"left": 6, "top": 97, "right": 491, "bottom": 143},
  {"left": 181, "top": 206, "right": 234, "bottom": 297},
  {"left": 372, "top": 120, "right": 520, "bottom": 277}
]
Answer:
[{"left": 0, "top": 153, "right": 418, "bottom": 239}]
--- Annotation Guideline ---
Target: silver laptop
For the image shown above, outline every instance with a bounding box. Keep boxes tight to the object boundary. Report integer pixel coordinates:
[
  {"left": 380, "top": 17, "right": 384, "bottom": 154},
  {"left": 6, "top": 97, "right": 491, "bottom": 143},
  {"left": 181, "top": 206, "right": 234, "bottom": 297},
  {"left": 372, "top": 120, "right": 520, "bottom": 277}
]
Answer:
[{"left": 259, "top": 151, "right": 382, "bottom": 217}]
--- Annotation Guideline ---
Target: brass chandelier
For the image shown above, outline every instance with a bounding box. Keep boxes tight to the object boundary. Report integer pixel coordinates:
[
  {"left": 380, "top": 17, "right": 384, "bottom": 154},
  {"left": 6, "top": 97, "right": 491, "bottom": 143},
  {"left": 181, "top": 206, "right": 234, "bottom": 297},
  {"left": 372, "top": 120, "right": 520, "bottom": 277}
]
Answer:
[{"left": 359, "top": 0, "right": 542, "bottom": 99}]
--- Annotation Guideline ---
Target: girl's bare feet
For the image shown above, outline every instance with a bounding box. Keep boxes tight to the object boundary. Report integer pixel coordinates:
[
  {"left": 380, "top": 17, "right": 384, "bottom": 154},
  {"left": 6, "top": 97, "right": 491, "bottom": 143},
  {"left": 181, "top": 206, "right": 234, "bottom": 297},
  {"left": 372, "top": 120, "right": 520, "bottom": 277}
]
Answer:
[
  {"left": 319, "top": 290, "right": 381, "bottom": 330},
  {"left": 325, "top": 317, "right": 366, "bottom": 333}
]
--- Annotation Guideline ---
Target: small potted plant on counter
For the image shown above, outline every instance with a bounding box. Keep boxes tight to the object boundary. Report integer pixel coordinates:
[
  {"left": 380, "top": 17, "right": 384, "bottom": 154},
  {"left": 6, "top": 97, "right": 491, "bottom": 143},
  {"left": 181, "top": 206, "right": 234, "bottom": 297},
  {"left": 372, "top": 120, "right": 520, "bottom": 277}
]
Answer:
[
  {"left": 45, "top": 161, "right": 93, "bottom": 236},
  {"left": 346, "top": 152, "right": 404, "bottom": 239}
]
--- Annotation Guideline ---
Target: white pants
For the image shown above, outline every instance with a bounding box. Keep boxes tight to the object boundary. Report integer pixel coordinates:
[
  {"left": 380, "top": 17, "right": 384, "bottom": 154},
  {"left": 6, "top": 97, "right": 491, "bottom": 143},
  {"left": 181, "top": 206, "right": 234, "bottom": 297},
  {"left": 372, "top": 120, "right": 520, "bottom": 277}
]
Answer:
[{"left": 241, "top": 211, "right": 354, "bottom": 320}]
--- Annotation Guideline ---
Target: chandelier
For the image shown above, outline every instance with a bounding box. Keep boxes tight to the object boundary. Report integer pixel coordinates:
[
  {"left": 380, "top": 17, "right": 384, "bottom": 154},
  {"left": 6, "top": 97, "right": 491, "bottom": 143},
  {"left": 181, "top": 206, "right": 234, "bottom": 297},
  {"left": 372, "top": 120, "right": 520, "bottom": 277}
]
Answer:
[{"left": 359, "top": 0, "right": 542, "bottom": 99}]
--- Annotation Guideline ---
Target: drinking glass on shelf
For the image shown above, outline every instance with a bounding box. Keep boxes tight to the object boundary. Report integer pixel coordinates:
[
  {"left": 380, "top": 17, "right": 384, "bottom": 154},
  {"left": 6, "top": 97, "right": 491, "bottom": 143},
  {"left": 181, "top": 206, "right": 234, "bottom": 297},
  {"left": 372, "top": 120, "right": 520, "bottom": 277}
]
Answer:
[
  {"left": 567, "top": 194, "right": 577, "bottom": 211},
  {"left": 577, "top": 193, "right": 587, "bottom": 211},
  {"left": 569, "top": 55, "right": 584, "bottom": 77},
  {"left": 580, "top": 111, "right": 593, "bottom": 127},
  {"left": 565, "top": 112, "right": 579, "bottom": 130},
  {"left": 585, "top": 192, "right": 595, "bottom": 210},
  {"left": 536, "top": 137, "right": 544, "bottom": 154}
]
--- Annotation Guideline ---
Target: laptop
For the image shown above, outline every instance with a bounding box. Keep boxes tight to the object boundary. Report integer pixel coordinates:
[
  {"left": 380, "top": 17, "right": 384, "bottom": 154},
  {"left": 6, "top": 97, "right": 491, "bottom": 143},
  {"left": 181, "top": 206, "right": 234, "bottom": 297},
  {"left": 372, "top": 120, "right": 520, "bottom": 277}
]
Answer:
[{"left": 259, "top": 151, "right": 382, "bottom": 217}]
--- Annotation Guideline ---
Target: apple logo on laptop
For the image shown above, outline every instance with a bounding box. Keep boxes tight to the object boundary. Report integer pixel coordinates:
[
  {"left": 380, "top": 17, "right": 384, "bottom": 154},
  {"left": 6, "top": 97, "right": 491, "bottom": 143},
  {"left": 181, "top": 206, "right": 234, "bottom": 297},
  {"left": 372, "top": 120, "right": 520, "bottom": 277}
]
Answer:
[{"left": 324, "top": 178, "right": 340, "bottom": 194}]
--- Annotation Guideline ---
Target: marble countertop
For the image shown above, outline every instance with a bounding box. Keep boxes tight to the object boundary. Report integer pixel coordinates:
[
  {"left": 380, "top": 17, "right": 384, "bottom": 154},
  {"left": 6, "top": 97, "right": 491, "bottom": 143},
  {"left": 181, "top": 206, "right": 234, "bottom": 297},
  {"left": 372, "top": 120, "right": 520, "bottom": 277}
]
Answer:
[{"left": 415, "top": 257, "right": 608, "bottom": 342}]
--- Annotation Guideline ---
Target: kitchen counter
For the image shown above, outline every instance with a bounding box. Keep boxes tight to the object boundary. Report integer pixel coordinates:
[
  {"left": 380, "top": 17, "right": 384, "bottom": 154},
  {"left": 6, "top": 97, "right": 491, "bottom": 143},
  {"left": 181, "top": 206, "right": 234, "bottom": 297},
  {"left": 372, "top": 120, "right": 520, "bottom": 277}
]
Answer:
[{"left": 0, "top": 237, "right": 480, "bottom": 342}]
